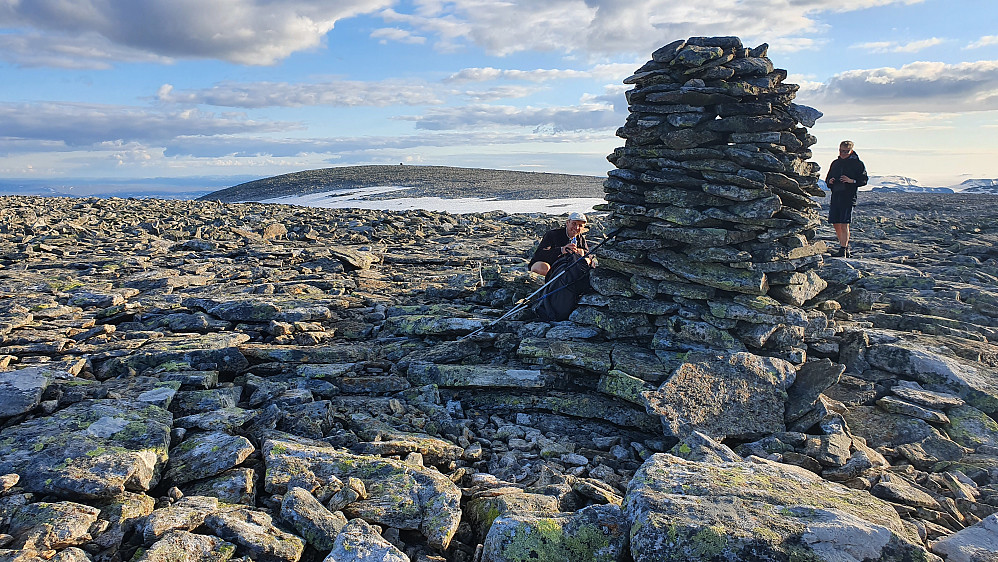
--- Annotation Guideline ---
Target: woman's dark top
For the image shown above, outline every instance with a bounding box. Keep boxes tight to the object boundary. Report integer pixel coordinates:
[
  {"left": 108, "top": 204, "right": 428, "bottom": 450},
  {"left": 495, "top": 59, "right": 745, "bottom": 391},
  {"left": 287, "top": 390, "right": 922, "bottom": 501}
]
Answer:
[
  {"left": 826, "top": 152, "right": 868, "bottom": 224},
  {"left": 528, "top": 228, "right": 588, "bottom": 269}
]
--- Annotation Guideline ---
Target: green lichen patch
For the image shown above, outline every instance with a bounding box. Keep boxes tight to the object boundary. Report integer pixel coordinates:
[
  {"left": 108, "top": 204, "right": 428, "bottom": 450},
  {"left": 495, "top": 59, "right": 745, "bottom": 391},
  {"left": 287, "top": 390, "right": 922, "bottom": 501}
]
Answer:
[
  {"left": 483, "top": 504, "right": 627, "bottom": 562},
  {"left": 0, "top": 398, "right": 172, "bottom": 499},
  {"left": 624, "top": 454, "right": 929, "bottom": 561}
]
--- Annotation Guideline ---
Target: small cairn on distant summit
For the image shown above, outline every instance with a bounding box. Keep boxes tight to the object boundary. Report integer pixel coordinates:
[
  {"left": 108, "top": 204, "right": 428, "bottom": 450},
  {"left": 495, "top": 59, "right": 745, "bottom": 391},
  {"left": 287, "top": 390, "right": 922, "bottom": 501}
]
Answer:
[{"left": 577, "top": 36, "right": 827, "bottom": 364}]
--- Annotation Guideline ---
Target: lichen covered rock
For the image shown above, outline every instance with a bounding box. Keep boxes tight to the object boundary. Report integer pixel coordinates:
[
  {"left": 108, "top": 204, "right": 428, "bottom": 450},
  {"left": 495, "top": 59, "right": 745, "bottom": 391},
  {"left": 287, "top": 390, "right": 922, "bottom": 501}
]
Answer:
[
  {"left": 0, "top": 399, "right": 172, "bottom": 499},
  {"left": 482, "top": 504, "right": 628, "bottom": 562},
  {"left": 624, "top": 453, "right": 929, "bottom": 562},
  {"left": 262, "top": 438, "right": 461, "bottom": 550},
  {"left": 643, "top": 351, "right": 795, "bottom": 440}
]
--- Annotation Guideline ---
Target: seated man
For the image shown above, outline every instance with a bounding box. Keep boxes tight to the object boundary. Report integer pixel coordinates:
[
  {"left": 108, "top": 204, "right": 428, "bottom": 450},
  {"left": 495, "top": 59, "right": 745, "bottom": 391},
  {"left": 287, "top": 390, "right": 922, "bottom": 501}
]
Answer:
[{"left": 528, "top": 212, "right": 592, "bottom": 276}]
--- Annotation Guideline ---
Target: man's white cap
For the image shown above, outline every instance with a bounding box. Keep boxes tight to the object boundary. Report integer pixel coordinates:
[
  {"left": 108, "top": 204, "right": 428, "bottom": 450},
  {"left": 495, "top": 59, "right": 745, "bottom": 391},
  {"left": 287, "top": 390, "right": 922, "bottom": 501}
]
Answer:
[{"left": 568, "top": 212, "right": 588, "bottom": 222}]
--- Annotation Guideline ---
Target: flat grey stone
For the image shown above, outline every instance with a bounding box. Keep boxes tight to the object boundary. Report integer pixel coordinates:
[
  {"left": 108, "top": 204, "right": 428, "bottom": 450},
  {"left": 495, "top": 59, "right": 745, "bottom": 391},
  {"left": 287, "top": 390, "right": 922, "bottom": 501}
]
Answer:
[
  {"left": 0, "top": 399, "right": 172, "bottom": 499},
  {"left": 644, "top": 351, "right": 796, "bottom": 440},
  {"left": 930, "top": 513, "right": 998, "bottom": 562},
  {"left": 164, "top": 431, "right": 255, "bottom": 486},
  {"left": 877, "top": 396, "right": 949, "bottom": 424},
  {"left": 625, "top": 454, "right": 928, "bottom": 562},
  {"left": 326, "top": 518, "right": 407, "bottom": 562},
  {"left": 0, "top": 367, "right": 51, "bottom": 417}
]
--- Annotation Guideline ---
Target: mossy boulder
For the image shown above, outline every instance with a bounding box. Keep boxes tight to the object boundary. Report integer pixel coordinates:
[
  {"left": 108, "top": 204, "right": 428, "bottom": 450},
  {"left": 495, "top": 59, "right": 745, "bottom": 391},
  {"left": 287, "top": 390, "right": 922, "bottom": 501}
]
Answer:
[
  {"left": 841, "top": 405, "right": 936, "bottom": 449},
  {"left": 142, "top": 496, "right": 220, "bottom": 545},
  {"left": 180, "top": 468, "right": 257, "bottom": 505},
  {"left": 164, "top": 431, "right": 255, "bottom": 486},
  {"left": 945, "top": 405, "right": 998, "bottom": 450},
  {"left": 461, "top": 390, "right": 661, "bottom": 434},
  {"left": 866, "top": 338, "right": 998, "bottom": 416},
  {"left": 8, "top": 500, "right": 101, "bottom": 551},
  {"left": 482, "top": 504, "right": 629, "bottom": 562},
  {"left": 624, "top": 454, "right": 930, "bottom": 562},
  {"left": 328, "top": 518, "right": 408, "bottom": 562},
  {"left": 380, "top": 314, "right": 485, "bottom": 336},
  {"left": 99, "top": 333, "right": 250, "bottom": 378},
  {"left": 134, "top": 529, "right": 237, "bottom": 562},
  {"left": 517, "top": 338, "right": 613, "bottom": 373},
  {"left": 238, "top": 342, "right": 373, "bottom": 364},
  {"left": 466, "top": 492, "right": 561, "bottom": 538},
  {"left": 648, "top": 249, "right": 768, "bottom": 295},
  {"left": 0, "top": 366, "right": 51, "bottom": 418},
  {"left": 280, "top": 487, "right": 347, "bottom": 551},
  {"left": 598, "top": 370, "right": 655, "bottom": 406},
  {"left": 262, "top": 438, "right": 461, "bottom": 550},
  {"left": 643, "top": 351, "right": 795, "bottom": 440},
  {"left": 407, "top": 362, "right": 553, "bottom": 389},
  {"left": 0, "top": 399, "right": 171, "bottom": 499},
  {"left": 204, "top": 506, "right": 305, "bottom": 562}
]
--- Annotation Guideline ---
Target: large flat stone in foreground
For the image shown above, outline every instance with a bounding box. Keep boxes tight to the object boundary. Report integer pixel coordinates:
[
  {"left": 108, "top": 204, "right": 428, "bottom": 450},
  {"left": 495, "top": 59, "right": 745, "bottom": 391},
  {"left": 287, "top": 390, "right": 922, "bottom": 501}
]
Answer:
[
  {"left": 0, "top": 399, "right": 172, "bottom": 499},
  {"left": 624, "top": 454, "right": 929, "bottom": 562},
  {"left": 930, "top": 513, "right": 998, "bottom": 562},
  {"left": 642, "top": 351, "right": 795, "bottom": 440}
]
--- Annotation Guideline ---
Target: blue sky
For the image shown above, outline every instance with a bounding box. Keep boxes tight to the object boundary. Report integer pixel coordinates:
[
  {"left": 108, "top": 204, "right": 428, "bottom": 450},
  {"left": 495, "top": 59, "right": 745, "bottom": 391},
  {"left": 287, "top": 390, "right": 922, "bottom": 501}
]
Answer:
[{"left": 1, "top": 0, "right": 997, "bottom": 191}]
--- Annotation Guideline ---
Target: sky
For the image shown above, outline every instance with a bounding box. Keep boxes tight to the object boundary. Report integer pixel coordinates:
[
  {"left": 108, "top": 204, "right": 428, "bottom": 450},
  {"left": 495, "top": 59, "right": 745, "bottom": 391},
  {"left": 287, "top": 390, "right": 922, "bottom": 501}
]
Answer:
[{"left": 1, "top": 0, "right": 997, "bottom": 193}]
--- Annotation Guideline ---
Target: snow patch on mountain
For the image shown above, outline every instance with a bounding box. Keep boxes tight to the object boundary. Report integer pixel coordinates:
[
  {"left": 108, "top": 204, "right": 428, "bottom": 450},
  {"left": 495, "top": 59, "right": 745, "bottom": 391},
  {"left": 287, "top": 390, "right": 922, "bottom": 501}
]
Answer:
[
  {"left": 957, "top": 179, "right": 998, "bottom": 194},
  {"left": 817, "top": 175, "right": 998, "bottom": 194}
]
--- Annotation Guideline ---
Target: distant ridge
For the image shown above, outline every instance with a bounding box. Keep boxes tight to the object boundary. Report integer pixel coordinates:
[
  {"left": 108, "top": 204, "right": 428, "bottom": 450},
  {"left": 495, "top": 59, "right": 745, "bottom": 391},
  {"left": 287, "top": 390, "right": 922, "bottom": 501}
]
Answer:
[
  {"left": 960, "top": 178, "right": 998, "bottom": 194},
  {"left": 817, "top": 175, "right": 998, "bottom": 194},
  {"left": 199, "top": 165, "right": 606, "bottom": 203}
]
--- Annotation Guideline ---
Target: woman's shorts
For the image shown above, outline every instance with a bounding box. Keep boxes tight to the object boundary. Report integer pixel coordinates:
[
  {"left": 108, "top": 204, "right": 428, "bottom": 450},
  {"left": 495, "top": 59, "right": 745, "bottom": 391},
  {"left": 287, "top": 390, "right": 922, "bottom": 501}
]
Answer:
[{"left": 828, "top": 191, "right": 856, "bottom": 224}]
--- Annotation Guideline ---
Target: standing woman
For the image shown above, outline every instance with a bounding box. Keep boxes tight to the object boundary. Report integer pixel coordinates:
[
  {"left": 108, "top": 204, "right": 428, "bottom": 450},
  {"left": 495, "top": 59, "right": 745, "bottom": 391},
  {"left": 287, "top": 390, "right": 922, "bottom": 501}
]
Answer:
[{"left": 826, "top": 140, "right": 868, "bottom": 257}]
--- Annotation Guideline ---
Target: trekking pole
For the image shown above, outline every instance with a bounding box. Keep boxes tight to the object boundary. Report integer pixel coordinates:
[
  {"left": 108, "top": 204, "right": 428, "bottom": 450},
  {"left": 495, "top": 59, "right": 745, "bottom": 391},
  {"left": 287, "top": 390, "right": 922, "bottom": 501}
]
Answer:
[
  {"left": 459, "top": 268, "right": 569, "bottom": 340},
  {"left": 459, "top": 227, "right": 621, "bottom": 340}
]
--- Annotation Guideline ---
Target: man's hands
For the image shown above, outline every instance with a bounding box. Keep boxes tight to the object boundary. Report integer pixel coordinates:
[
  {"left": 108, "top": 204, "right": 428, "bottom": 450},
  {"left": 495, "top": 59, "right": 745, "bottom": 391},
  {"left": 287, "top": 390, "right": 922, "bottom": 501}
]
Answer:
[
  {"left": 838, "top": 175, "right": 855, "bottom": 184},
  {"left": 561, "top": 242, "right": 583, "bottom": 256}
]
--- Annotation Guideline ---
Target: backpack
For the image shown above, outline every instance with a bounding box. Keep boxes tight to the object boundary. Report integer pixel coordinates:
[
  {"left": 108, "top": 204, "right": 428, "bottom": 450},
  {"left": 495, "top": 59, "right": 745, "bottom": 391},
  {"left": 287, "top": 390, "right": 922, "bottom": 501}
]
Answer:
[{"left": 532, "top": 254, "right": 593, "bottom": 322}]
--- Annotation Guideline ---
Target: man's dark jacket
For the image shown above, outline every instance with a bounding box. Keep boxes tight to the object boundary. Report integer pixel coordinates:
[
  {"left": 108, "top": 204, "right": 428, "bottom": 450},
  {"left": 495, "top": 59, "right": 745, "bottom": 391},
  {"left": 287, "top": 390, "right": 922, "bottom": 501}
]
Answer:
[
  {"left": 528, "top": 228, "right": 588, "bottom": 270},
  {"left": 826, "top": 151, "right": 868, "bottom": 202}
]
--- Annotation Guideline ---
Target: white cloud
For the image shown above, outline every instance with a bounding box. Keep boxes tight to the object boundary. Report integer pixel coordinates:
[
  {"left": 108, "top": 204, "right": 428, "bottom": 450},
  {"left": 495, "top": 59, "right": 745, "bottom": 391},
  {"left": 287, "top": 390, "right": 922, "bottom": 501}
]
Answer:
[
  {"left": 370, "top": 28, "right": 426, "bottom": 45},
  {"left": 398, "top": 102, "right": 623, "bottom": 133},
  {"left": 159, "top": 129, "right": 614, "bottom": 159},
  {"left": 966, "top": 35, "right": 998, "bottom": 49},
  {"left": 852, "top": 37, "right": 944, "bottom": 53},
  {"left": 0, "top": 0, "right": 931, "bottom": 67},
  {"left": 446, "top": 63, "right": 635, "bottom": 83},
  {"left": 767, "top": 36, "right": 827, "bottom": 54},
  {"left": 0, "top": 102, "right": 296, "bottom": 148},
  {"left": 0, "top": 0, "right": 392, "bottom": 65},
  {"left": 460, "top": 86, "right": 543, "bottom": 102},
  {"left": 383, "top": 0, "right": 924, "bottom": 58},
  {"left": 797, "top": 59, "right": 998, "bottom": 119},
  {"left": 157, "top": 80, "right": 445, "bottom": 108},
  {"left": 0, "top": 31, "right": 172, "bottom": 69}
]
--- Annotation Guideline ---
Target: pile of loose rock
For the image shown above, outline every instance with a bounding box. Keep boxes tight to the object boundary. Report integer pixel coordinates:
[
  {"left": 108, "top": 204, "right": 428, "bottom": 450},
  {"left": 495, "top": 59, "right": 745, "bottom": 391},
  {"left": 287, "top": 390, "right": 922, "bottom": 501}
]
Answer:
[{"left": 579, "top": 36, "right": 827, "bottom": 366}]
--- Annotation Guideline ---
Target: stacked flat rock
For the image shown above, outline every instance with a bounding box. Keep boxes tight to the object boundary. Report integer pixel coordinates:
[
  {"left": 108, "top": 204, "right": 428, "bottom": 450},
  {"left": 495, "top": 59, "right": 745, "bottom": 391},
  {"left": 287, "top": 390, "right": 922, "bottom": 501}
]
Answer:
[{"left": 578, "top": 36, "right": 827, "bottom": 363}]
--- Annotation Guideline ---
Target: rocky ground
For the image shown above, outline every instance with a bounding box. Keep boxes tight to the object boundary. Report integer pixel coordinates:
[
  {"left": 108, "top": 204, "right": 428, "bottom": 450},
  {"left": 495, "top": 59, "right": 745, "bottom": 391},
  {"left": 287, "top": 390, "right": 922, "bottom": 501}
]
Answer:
[{"left": 0, "top": 192, "right": 997, "bottom": 562}]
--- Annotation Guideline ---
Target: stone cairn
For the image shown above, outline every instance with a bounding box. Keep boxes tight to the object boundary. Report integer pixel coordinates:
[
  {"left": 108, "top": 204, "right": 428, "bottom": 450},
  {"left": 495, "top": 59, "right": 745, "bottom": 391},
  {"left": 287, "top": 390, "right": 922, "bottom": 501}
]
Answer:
[{"left": 576, "top": 36, "right": 828, "bottom": 364}]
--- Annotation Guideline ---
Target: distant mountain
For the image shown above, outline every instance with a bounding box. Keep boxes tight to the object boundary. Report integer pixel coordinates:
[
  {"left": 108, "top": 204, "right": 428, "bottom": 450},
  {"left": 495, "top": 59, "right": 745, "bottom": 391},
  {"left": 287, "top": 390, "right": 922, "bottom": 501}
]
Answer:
[
  {"left": 868, "top": 175, "right": 954, "bottom": 194},
  {"left": 958, "top": 179, "right": 998, "bottom": 194},
  {"left": 201, "top": 165, "right": 605, "bottom": 203},
  {"left": 818, "top": 175, "right": 949, "bottom": 193},
  {"left": 817, "top": 175, "right": 998, "bottom": 194}
]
